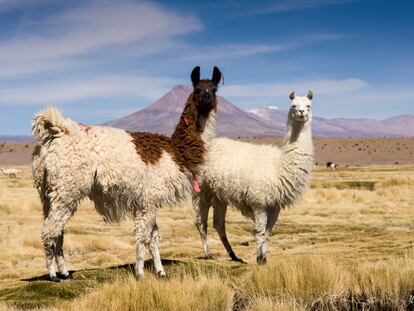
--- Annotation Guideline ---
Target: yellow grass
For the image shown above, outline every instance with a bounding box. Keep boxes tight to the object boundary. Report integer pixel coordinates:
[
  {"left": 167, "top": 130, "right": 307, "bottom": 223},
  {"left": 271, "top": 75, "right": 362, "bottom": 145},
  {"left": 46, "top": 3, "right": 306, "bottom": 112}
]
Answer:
[
  {"left": 59, "top": 275, "right": 233, "bottom": 311},
  {"left": 0, "top": 164, "right": 413, "bottom": 310}
]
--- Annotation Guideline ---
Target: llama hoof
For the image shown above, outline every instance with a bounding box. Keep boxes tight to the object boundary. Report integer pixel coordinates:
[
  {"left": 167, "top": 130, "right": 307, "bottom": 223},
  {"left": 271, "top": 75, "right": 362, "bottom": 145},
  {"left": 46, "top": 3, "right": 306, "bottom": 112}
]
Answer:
[
  {"left": 57, "top": 273, "right": 72, "bottom": 280},
  {"left": 231, "top": 257, "right": 247, "bottom": 264},
  {"left": 257, "top": 256, "right": 267, "bottom": 265},
  {"left": 156, "top": 271, "right": 166, "bottom": 278},
  {"left": 197, "top": 254, "right": 213, "bottom": 260},
  {"left": 49, "top": 276, "right": 62, "bottom": 283},
  {"left": 230, "top": 252, "right": 246, "bottom": 264}
]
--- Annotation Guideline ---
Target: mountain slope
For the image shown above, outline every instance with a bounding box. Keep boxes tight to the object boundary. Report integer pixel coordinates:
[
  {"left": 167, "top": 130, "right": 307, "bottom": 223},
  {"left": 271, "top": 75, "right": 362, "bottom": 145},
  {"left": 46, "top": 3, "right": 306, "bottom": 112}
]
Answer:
[
  {"left": 0, "top": 135, "right": 33, "bottom": 142},
  {"left": 105, "top": 85, "right": 282, "bottom": 137},
  {"left": 248, "top": 106, "right": 414, "bottom": 137}
]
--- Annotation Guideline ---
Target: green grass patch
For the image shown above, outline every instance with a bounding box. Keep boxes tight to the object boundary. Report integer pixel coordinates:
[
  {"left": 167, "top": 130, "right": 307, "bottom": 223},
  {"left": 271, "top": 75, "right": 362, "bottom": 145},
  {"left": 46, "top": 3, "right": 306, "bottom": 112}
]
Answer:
[
  {"left": 313, "top": 180, "right": 377, "bottom": 191},
  {"left": 0, "top": 266, "right": 132, "bottom": 309}
]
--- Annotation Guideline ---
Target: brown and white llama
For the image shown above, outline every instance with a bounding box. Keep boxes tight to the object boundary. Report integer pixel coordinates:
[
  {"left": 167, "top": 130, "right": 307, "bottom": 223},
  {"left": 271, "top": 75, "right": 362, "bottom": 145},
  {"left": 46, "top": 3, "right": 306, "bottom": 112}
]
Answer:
[
  {"left": 326, "top": 162, "right": 338, "bottom": 170},
  {"left": 32, "top": 66, "right": 222, "bottom": 281}
]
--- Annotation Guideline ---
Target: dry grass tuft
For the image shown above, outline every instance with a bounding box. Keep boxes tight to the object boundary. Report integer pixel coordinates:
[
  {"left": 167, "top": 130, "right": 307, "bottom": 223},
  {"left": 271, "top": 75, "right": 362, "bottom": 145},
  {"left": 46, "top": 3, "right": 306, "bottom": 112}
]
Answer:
[
  {"left": 0, "top": 303, "right": 16, "bottom": 311},
  {"left": 352, "top": 257, "right": 414, "bottom": 308},
  {"left": 59, "top": 275, "right": 234, "bottom": 311},
  {"left": 379, "top": 176, "right": 414, "bottom": 188},
  {"left": 245, "top": 297, "right": 305, "bottom": 311},
  {"left": 236, "top": 255, "right": 350, "bottom": 309},
  {"left": 236, "top": 255, "right": 414, "bottom": 310}
]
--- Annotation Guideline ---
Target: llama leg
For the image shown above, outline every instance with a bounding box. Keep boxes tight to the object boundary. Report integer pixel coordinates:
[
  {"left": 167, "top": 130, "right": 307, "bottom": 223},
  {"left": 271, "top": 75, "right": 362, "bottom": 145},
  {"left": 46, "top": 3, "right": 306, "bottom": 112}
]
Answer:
[
  {"left": 55, "top": 231, "right": 70, "bottom": 279},
  {"left": 134, "top": 208, "right": 161, "bottom": 278},
  {"left": 194, "top": 192, "right": 213, "bottom": 259},
  {"left": 258, "top": 206, "right": 281, "bottom": 264},
  {"left": 148, "top": 219, "right": 166, "bottom": 277},
  {"left": 254, "top": 208, "right": 268, "bottom": 265},
  {"left": 212, "top": 198, "right": 244, "bottom": 263},
  {"left": 42, "top": 202, "right": 76, "bottom": 282},
  {"left": 265, "top": 206, "right": 280, "bottom": 239}
]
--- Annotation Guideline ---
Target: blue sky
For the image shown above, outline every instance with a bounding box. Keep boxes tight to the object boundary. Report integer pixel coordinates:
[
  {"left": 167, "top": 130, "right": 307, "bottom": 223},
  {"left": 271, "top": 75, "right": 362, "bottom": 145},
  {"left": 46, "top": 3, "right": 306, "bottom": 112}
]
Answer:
[{"left": 0, "top": 0, "right": 413, "bottom": 134}]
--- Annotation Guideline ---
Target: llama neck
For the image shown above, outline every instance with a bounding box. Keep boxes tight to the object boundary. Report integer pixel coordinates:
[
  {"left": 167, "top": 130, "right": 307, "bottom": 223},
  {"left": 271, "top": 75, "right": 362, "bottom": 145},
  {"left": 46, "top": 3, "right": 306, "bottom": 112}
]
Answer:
[
  {"left": 171, "top": 104, "right": 216, "bottom": 174},
  {"left": 200, "top": 110, "right": 216, "bottom": 144},
  {"left": 283, "top": 116, "right": 313, "bottom": 152},
  {"left": 281, "top": 115, "right": 314, "bottom": 169},
  {"left": 275, "top": 116, "right": 314, "bottom": 205}
]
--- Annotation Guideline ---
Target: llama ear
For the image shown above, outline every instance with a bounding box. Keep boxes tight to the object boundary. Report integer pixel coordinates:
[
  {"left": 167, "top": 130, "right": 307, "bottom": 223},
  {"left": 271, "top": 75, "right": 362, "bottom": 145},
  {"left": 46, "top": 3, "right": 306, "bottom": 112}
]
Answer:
[
  {"left": 307, "top": 90, "right": 314, "bottom": 100},
  {"left": 191, "top": 66, "right": 200, "bottom": 85},
  {"left": 289, "top": 91, "right": 296, "bottom": 100},
  {"left": 212, "top": 66, "right": 222, "bottom": 85}
]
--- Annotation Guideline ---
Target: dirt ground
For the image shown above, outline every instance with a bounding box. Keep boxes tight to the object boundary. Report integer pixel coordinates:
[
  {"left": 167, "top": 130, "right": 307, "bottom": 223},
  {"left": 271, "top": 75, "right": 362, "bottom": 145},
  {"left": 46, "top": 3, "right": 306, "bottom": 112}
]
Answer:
[
  {"left": 241, "top": 136, "right": 414, "bottom": 166},
  {"left": 0, "top": 142, "right": 34, "bottom": 166},
  {"left": 2, "top": 137, "right": 413, "bottom": 166}
]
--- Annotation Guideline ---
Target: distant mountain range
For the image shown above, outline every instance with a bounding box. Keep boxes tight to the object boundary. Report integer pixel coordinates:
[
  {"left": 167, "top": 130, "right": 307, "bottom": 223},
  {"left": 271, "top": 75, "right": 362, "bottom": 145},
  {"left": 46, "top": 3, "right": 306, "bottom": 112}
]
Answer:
[
  {"left": 248, "top": 106, "right": 414, "bottom": 137},
  {"left": 0, "top": 135, "right": 33, "bottom": 142},
  {"left": 105, "top": 85, "right": 414, "bottom": 137}
]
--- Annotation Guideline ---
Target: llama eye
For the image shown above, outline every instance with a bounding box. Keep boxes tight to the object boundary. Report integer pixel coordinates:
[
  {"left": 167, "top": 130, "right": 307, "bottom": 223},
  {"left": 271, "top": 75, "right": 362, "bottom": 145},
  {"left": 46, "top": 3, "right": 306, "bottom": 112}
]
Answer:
[
  {"left": 292, "top": 105, "right": 297, "bottom": 108},
  {"left": 306, "top": 105, "right": 311, "bottom": 108}
]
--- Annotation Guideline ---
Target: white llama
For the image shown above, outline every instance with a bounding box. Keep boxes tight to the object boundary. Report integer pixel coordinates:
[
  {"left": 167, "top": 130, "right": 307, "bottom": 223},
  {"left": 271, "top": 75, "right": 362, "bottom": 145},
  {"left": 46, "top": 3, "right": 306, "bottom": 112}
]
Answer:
[
  {"left": 0, "top": 167, "right": 21, "bottom": 178},
  {"left": 32, "top": 66, "right": 222, "bottom": 281},
  {"left": 194, "top": 90, "right": 314, "bottom": 264}
]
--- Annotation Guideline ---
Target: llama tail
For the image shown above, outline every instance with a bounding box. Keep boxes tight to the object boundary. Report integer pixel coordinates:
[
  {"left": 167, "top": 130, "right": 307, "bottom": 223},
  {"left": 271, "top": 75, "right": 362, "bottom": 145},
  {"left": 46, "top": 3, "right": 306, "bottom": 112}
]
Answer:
[{"left": 32, "top": 106, "right": 81, "bottom": 144}]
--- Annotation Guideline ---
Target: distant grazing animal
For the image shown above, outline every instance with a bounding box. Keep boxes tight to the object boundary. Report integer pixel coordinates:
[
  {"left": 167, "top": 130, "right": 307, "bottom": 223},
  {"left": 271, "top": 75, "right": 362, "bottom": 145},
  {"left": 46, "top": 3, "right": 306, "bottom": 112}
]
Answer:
[
  {"left": 194, "top": 91, "right": 314, "bottom": 264},
  {"left": 32, "top": 66, "right": 222, "bottom": 281},
  {"left": 0, "top": 167, "right": 21, "bottom": 178},
  {"left": 326, "top": 162, "right": 337, "bottom": 170}
]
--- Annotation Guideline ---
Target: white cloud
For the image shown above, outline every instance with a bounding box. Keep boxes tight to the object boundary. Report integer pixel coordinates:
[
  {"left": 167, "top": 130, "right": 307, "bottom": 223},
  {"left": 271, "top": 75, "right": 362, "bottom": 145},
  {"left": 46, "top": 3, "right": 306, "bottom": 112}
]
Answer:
[
  {"left": 180, "top": 43, "right": 291, "bottom": 61},
  {"left": 237, "top": 0, "right": 357, "bottom": 16},
  {"left": 221, "top": 78, "right": 368, "bottom": 98},
  {"left": 336, "top": 86, "right": 414, "bottom": 103},
  {"left": 222, "top": 80, "right": 414, "bottom": 119},
  {"left": 0, "top": 59, "right": 82, "bottom": 78},
  {"left": 0, "top": 75, "right": 177, "bottom": 105},
  {"left": 0, "top": 1, "right": 202, "bottom": 76},
  {"left": 176, "top": 32, "right": 344, "bottom": 63}
]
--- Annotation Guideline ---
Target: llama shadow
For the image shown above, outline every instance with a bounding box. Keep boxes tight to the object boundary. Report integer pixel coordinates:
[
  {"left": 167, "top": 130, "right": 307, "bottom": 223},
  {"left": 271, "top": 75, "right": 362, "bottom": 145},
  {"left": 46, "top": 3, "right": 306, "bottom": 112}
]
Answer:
[{"left": 21, "top": 258, "right": 181, "bottom": 282}]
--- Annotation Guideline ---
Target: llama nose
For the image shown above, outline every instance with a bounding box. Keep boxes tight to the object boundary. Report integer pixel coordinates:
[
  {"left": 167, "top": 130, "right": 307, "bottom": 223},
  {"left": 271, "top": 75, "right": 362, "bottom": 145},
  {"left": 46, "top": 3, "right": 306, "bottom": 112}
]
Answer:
[
  {"left": 203, "top": 93, "right": 212, "bottom": 101},
  {"left": 298, "top": 109, "right": 305, "bottom": 114}
]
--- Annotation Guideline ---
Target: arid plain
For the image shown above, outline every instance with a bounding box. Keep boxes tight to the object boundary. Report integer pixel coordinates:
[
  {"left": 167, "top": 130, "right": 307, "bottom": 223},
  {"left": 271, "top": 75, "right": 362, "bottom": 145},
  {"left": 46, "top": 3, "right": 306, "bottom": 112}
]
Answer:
[{"left": 0, "top": 139, "right": 413, "bottom": 310}]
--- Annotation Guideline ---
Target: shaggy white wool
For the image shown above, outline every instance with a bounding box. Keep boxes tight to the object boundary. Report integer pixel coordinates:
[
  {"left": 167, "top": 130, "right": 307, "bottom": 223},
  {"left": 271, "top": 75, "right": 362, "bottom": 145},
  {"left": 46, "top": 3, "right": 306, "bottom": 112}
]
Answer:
[{"left": 195, "top": 92, "right": 314, "bottom": 263}]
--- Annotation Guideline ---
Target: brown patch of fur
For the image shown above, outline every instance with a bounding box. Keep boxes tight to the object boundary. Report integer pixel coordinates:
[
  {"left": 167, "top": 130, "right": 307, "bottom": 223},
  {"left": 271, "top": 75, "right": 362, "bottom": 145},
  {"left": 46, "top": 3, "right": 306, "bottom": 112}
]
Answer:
[
  {"left": 130, "top": 83, "right": 217, "bottom": 174},
  {"left": 129, "top": 132, "right": 182, "bottom": 169}
]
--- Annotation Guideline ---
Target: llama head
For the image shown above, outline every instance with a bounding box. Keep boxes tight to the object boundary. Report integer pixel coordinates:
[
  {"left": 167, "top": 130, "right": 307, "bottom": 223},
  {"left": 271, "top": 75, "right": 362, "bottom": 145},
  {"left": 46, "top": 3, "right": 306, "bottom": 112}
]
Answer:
[
  {"left": 288, "top": 90, "right": 313, "bottom": 122},
  {"left": 190, "top": 66, "right": 222, "bottom": 116}
]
